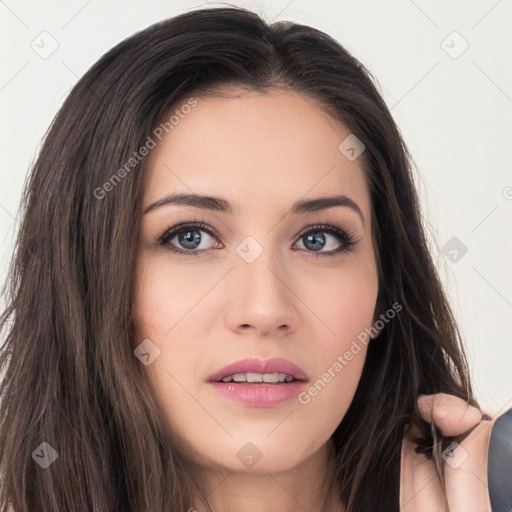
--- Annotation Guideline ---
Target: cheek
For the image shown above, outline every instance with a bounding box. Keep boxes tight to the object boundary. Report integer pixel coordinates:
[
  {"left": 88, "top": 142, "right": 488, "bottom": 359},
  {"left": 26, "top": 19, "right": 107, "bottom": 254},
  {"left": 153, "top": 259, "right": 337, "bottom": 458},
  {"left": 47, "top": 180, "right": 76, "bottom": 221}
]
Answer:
[
  {"left": 132, "top": 255, "right": 217, "bottom": 339},
  {"left": 301, "top": 254, "right": 379, "bottom": 349},
  {"left": 295, "top": 257, "right": 378, "bottom": 405},
  {"left": 321, "top": 275, "right": 377, "bottom": 349},
  {"left": 131, "top": 256, "right": 216, "bottom": 398},
  {"left": 131, "top": 262, "right": 202, "bottom": 437}
]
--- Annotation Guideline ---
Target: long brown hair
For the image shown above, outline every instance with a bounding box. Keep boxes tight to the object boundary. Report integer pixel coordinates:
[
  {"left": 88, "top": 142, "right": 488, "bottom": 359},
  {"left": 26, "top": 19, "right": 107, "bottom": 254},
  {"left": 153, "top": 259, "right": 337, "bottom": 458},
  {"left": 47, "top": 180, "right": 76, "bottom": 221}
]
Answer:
[{"left": 0, "top": 6, "right": 476, "bottom": 511}]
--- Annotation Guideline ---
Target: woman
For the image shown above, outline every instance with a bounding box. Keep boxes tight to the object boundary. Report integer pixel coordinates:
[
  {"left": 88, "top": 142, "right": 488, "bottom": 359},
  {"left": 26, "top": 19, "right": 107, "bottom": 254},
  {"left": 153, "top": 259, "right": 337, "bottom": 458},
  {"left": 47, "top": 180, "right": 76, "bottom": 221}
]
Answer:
[{"left": 0, "top": 6, "right": 508, "bottom": 512}]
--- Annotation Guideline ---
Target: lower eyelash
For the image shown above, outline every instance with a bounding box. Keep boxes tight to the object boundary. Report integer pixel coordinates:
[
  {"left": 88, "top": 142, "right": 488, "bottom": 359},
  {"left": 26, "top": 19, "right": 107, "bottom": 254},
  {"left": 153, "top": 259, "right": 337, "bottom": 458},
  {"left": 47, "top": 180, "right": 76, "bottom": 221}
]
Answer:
[
  {"left": 297, "top": 224, "right": 356, "bottom": 257},
  {"left": 157, "top": 222, "right": 357, "bottom": 257},
  {"left": 157, "top": 221, "right": 217, "bottom": 257}
]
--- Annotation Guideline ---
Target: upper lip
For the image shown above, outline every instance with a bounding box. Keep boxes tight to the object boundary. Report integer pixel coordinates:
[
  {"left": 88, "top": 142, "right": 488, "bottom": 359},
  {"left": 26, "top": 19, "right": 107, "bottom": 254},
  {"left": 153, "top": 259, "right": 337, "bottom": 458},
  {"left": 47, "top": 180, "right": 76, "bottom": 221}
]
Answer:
[{"left": 209, "top": 357, "right": 309, "bottom": 382}]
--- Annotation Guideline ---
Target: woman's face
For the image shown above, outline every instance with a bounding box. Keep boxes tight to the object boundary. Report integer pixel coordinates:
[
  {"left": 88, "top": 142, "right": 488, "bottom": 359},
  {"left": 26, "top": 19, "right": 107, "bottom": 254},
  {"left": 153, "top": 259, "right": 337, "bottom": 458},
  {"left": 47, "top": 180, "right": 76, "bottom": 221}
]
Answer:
[{"left": 133, "top": 88, "right": 379, "bottom": 474}]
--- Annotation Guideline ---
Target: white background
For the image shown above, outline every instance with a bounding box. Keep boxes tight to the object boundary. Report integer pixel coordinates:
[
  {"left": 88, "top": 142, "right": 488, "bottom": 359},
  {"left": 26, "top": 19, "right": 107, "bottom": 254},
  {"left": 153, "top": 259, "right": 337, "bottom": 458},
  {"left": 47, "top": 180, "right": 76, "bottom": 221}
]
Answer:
[{"left": 0, "top": 0, "right": 511, "bottom": 412}]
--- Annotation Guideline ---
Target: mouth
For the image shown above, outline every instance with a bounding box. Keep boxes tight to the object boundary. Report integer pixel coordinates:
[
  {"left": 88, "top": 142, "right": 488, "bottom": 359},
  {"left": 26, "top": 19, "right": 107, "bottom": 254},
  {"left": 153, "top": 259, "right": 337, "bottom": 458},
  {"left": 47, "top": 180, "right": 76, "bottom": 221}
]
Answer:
[
  {"left": 207, "top": 357, "right": 308, "bottom": 407},
  {"left": 208, "top": 356, "right": 309, "bottom": 384},
  {"left": 213, "top": 372, "right": 302, "bottom": 384}
]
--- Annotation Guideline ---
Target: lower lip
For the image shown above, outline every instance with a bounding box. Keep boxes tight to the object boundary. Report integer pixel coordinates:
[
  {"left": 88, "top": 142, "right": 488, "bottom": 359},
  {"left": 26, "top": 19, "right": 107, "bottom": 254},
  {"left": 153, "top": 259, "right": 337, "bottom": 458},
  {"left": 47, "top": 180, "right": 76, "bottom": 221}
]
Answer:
[{"left": 209, "top": 380, "right": 307, "bottom": 407}]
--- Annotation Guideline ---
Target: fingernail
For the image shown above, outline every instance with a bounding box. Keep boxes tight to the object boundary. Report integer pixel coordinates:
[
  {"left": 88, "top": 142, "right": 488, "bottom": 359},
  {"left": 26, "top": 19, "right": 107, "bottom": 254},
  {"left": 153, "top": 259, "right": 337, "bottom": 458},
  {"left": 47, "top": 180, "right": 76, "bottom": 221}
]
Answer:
[{"left": 417, "top": 394, "right": 434, "bottom": 414}]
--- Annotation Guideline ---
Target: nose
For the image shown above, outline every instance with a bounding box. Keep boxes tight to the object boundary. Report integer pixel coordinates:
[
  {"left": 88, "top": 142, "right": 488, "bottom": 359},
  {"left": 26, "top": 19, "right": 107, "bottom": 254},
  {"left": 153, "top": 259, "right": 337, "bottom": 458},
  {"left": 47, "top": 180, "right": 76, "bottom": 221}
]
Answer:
[{"left": 225, "top": 245, "right": 300, "bottom": 338}]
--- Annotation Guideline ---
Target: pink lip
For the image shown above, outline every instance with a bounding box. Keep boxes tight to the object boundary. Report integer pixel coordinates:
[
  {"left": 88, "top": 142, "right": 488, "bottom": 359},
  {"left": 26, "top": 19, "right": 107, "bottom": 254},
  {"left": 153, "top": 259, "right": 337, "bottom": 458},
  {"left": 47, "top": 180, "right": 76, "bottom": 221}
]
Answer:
[
  {"left": 208, "top": 357, "right": 309, "bottom": 383},
  {"left": 207, "top": 357, "right": 309, "bottom": 407},
  {"left": 209, "top": 380, "right": 307, "bottom": 407}
]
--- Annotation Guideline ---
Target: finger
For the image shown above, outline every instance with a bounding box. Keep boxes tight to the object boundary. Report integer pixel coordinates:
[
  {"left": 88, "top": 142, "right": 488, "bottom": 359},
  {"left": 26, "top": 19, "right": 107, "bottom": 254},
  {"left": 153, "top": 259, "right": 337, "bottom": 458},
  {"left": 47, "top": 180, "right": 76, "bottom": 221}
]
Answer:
[
  {"left": 417, "top": 393, "right": 483, "bottom": 437},
  {"left": 400, "top": 423, "right": 448, "bottom": 512},
  {"left": 442, "top": 416, "right": 495, "bottom": 512}
]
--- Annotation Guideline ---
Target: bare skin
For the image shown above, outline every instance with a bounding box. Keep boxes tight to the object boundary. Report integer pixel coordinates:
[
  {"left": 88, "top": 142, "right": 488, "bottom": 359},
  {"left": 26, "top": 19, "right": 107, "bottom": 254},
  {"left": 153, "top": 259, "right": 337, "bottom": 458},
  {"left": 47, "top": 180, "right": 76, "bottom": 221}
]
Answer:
[
  {"left": 133, "top": 87, "right": 498, "bottom": 511},
  {"left": 401, "top": 393, "right": 497, "bottom": 511},
  {"left": 133, "top": 88, "right": 375, "bottom": 512}
]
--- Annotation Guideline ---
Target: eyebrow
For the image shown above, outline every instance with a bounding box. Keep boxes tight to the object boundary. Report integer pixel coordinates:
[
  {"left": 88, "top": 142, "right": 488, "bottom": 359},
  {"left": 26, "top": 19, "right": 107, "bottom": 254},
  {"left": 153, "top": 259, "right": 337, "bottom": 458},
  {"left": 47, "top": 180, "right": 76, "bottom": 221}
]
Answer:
[{"left": 143, "top": 192, "right": 365, "bottom": 225}]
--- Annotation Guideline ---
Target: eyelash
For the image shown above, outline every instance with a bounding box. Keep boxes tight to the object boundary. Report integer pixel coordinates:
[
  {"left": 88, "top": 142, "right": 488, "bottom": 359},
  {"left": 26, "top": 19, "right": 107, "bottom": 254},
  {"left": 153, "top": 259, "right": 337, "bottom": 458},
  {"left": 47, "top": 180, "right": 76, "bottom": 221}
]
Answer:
[{"left": 156, "top": 220, "right": 357, "bottom": 259}]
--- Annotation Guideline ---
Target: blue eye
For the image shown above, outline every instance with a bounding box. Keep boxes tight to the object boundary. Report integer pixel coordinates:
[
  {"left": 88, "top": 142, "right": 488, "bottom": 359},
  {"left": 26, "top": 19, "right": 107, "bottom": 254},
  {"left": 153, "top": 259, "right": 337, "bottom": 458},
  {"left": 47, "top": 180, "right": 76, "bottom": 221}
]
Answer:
[
  {"left": 157, "top": 222, "right": 357, "bottom": 257},
  {"left": 295, "top": 224, "right": 356, "bottom": 256},
  {"left": 157, "top": 222, "right": 220, "bottom": 256}
]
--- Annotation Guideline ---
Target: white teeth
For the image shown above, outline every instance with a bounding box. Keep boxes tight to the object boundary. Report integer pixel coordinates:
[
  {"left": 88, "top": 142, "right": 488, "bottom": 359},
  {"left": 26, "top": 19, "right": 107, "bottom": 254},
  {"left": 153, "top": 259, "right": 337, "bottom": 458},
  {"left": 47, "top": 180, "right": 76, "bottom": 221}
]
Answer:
[
  {"left": 220, "top": 372, "right": 295, "bottom": 383},
  {"left": 247, "top": 373, "right": 263, "bottom": 382}
]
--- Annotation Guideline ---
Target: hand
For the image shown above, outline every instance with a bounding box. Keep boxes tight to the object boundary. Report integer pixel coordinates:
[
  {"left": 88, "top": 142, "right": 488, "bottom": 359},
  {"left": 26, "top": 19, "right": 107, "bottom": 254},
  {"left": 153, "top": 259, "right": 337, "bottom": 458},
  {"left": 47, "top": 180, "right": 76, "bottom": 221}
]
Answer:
[{"left": 400, "top": 392, "right": 497, "bottom": 512}]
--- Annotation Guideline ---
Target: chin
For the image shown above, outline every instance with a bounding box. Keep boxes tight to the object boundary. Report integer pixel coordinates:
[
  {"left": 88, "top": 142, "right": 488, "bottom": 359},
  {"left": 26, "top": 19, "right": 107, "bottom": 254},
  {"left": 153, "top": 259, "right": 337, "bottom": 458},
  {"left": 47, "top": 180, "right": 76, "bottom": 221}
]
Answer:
[{"left": 211, "top": 437, "right": 313, "bottom": 474}]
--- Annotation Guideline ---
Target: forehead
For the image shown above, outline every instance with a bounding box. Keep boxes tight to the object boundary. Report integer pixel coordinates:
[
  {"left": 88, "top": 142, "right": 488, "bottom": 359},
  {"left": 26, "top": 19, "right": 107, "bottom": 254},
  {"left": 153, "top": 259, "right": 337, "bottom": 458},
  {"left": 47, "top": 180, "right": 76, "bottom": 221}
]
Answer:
[{"left": 143, "top": 88, "right": 371, "bottom": 222}]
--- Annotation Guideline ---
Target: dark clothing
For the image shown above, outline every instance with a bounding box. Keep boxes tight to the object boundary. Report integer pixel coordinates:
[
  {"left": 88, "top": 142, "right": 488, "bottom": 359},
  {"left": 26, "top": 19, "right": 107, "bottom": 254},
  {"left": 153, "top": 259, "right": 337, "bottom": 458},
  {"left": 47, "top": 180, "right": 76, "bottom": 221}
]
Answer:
[{"left": 489, "top": 406, "right": 512, "bottom": 511}]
